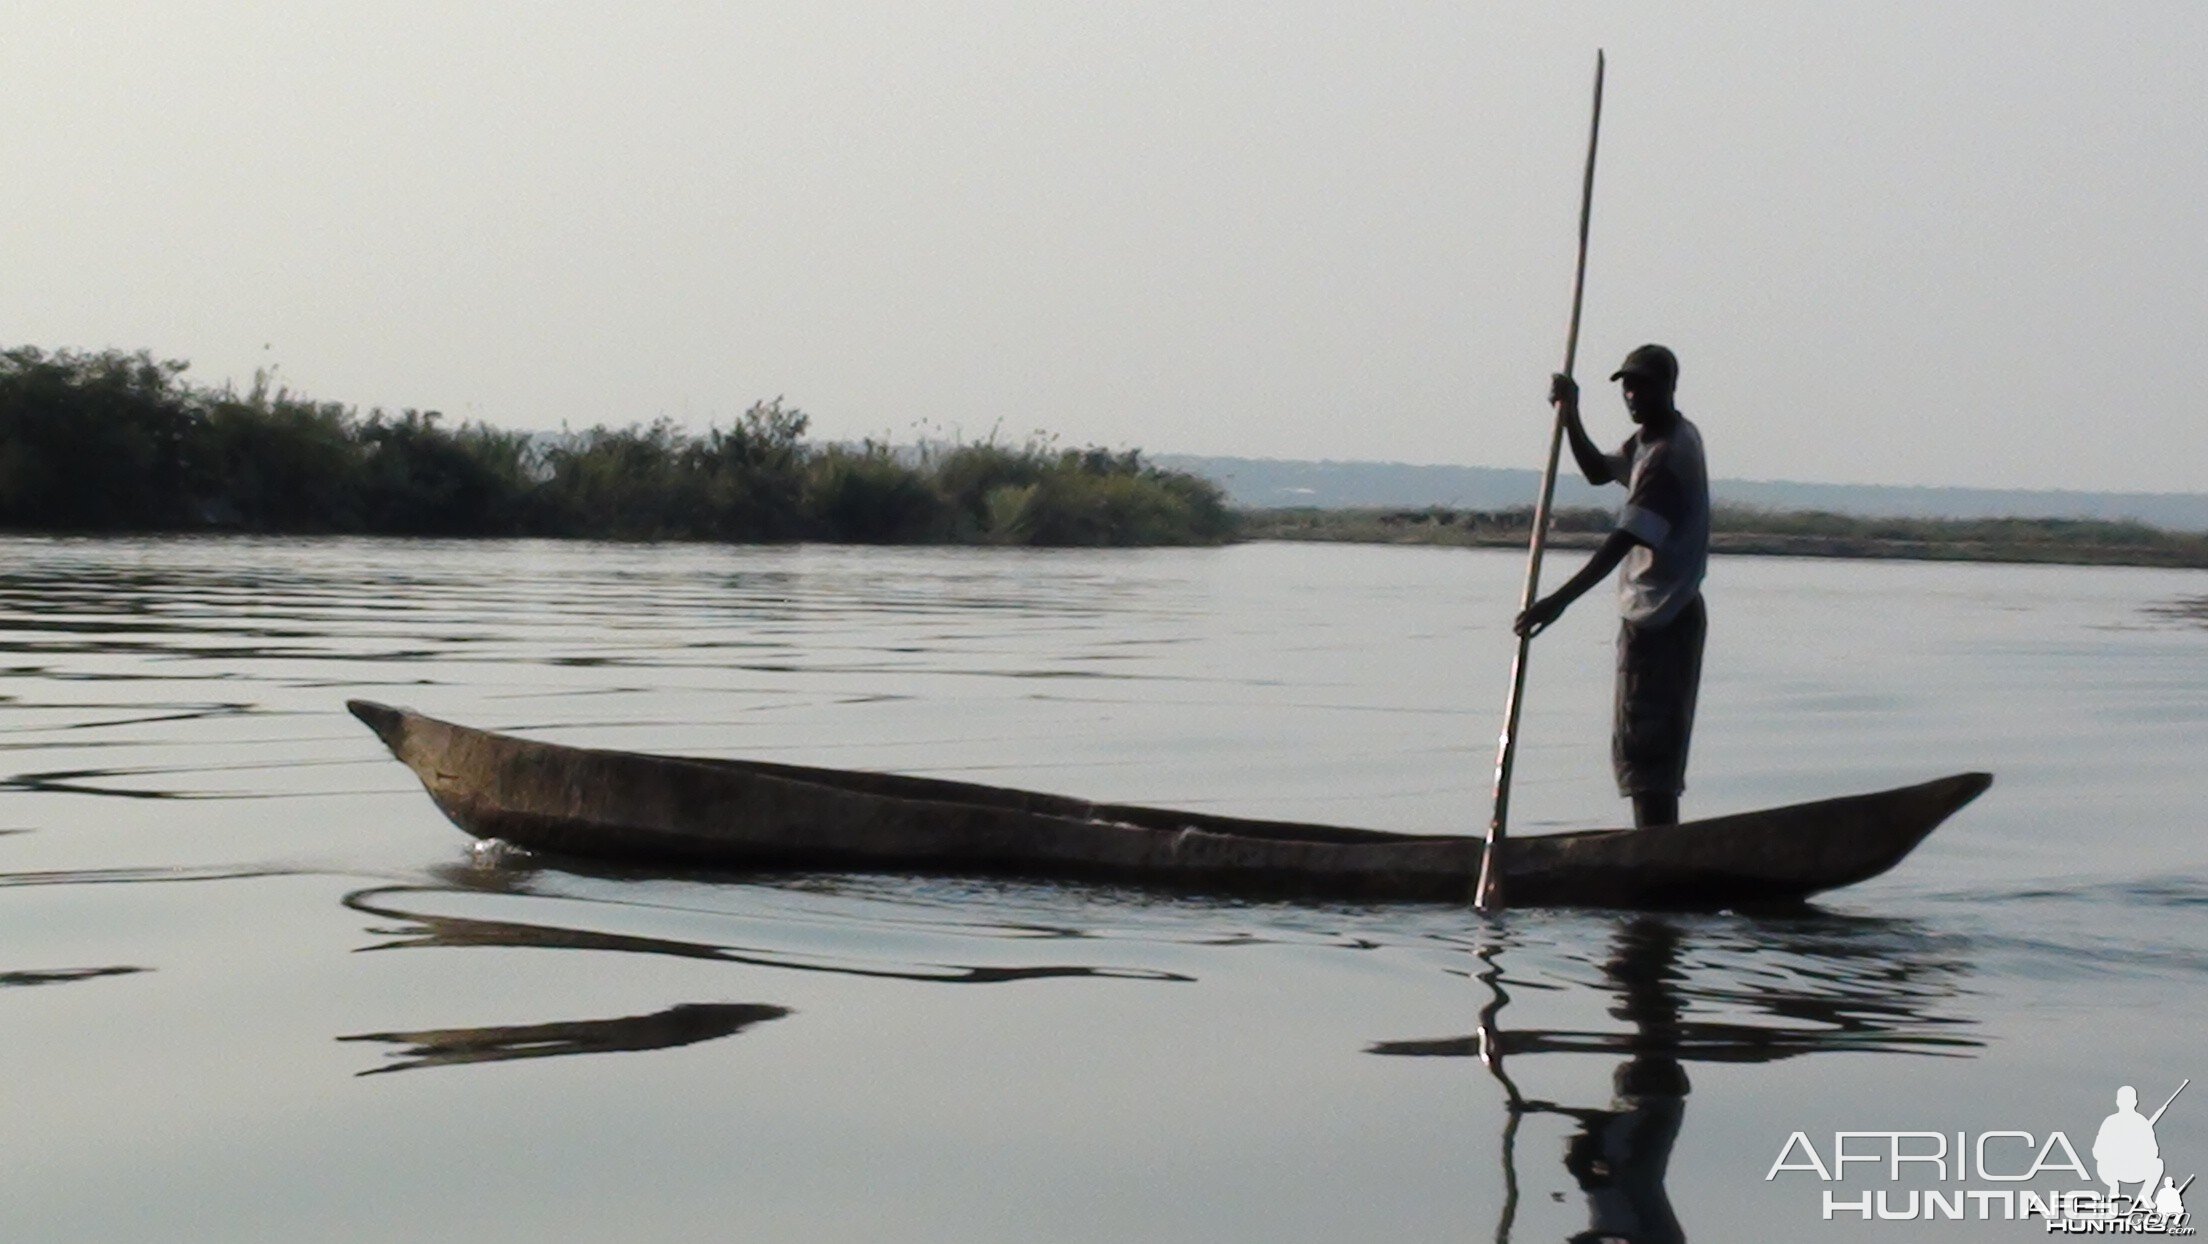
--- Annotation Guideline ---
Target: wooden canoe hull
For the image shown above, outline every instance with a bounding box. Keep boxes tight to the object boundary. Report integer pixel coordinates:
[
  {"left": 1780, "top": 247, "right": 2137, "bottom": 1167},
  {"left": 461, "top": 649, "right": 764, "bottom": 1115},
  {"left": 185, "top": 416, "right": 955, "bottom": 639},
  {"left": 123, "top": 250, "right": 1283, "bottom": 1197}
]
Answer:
[{"left": 349, "top": 700, "right": 1990, "bottom": 908}]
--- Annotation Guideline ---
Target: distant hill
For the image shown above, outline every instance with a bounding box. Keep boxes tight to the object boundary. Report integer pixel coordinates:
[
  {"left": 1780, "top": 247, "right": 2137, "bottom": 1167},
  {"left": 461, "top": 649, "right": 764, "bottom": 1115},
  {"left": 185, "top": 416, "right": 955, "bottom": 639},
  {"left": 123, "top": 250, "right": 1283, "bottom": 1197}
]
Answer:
[{"left": 1154, "top": 455, "right": 2208, "bottom": 533}]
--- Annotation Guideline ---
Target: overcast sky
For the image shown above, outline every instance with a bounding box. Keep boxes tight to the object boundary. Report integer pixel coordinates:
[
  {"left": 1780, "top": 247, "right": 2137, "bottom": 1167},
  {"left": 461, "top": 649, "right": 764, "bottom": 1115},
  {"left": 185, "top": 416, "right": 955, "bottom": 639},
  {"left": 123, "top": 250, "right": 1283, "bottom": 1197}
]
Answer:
[{"left": 5, "top": 3, "right": 2202, "bottom": 492}]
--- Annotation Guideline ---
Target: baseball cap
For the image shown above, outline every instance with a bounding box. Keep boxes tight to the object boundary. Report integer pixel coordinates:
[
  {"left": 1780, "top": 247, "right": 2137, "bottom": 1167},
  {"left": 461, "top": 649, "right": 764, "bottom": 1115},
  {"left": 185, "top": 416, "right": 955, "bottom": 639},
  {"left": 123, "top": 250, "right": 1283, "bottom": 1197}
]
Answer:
[{"left": 1610, "top": 344, "right": 1678, "bottom": 386}]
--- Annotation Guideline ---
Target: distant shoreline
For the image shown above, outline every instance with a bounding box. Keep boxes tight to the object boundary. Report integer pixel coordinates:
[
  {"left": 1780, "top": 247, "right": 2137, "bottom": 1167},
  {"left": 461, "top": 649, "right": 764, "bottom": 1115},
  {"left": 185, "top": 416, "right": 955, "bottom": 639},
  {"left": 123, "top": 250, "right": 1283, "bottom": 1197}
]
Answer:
[
  {"left": 7, "top": 514, "right": 2203, "bottom": 571},
  {"left": 1236, "top": 506, "right": 2208, "bottom": 569},
  {"left": 1157, "top": 453, "right": 2208, "bottom": 534}
]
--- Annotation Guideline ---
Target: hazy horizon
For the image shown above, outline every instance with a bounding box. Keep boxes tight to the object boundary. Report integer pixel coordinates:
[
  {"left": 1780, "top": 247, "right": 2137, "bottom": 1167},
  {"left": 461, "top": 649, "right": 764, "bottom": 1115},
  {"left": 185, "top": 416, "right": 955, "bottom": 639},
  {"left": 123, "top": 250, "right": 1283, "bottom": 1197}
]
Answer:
[{"left": 7, "top": 4, "right": 2202, "bottom": 494}]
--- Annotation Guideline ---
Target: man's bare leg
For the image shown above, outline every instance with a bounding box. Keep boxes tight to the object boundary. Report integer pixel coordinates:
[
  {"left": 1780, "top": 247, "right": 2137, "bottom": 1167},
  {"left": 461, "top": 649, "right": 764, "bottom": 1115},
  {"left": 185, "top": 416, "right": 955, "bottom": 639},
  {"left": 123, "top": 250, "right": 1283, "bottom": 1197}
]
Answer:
[{"left": 1632, "top": 792, "right": 1679, "bottom": 828}]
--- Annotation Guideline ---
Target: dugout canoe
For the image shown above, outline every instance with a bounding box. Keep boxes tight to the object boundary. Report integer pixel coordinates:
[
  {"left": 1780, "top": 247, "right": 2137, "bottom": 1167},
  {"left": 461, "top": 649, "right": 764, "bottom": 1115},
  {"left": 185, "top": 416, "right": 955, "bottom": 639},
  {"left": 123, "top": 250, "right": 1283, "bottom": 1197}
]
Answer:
[{"left": 348, "top": 700, "right": 1990, "bottom": 907}]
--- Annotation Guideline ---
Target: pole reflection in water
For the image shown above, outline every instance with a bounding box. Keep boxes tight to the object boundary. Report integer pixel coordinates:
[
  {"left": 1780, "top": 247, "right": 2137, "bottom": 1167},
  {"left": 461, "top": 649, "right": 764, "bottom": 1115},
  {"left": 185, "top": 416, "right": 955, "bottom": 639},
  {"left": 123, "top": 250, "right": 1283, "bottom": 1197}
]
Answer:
[{"left": 1369, "top": 913, "right": 1981, "bottom": 1243}]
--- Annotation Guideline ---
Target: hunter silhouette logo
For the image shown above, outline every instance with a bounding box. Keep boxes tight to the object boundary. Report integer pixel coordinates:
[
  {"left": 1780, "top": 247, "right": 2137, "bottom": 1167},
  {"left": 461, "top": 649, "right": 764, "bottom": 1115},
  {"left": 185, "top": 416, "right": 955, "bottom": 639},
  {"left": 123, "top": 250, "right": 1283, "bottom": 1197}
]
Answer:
[
  {"left": 2080, "top": 1081, "right": 2194, "bottom": 1234},
  {"left": 1765, "top": 1077, "right": 2196, "bottom": 1231},
  {"left": 2097, "top": 1084, "right": 2180, "bottom": 1201},
  {"left": 2058, "top": 1079, "right": 2194, "bottom": 1235}
]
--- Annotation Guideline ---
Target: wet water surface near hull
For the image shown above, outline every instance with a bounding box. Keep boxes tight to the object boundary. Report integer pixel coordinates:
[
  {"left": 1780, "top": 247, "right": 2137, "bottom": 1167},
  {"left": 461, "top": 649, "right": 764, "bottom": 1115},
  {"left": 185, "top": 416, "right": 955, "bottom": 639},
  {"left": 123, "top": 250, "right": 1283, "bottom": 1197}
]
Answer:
[{"left": 0, "top": 537, "right": 2201, "bottom": 1241}]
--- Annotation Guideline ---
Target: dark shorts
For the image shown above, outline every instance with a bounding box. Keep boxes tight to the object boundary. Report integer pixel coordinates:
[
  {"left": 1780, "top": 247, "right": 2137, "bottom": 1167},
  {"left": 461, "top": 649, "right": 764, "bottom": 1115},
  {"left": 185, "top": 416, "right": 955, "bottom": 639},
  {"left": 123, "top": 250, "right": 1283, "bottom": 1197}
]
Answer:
[{"left": 1613, "top": 594, "right": 1706, "bottom": 797}]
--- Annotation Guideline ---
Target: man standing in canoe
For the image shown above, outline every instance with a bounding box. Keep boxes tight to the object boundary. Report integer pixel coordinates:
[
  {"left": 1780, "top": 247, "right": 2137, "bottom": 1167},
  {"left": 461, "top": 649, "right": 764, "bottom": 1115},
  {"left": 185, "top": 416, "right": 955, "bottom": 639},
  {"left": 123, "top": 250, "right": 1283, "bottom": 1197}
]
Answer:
[{"left": 1514, "top": 344, "right": 1710, "bottom": 829}]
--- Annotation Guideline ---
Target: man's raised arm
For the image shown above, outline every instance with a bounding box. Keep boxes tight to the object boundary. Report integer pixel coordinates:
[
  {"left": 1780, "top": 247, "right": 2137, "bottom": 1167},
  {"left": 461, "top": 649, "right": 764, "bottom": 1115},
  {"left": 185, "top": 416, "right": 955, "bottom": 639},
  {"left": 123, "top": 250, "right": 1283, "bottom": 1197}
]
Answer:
[{"left": 1552, "top": 373, "right": 1625, "bottom": 486}]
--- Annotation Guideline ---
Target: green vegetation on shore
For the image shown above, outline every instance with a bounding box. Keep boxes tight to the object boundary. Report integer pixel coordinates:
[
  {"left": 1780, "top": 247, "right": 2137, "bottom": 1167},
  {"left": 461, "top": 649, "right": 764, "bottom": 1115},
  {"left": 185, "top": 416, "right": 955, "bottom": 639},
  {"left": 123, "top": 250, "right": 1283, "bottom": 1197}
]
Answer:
[
  {"left": 1241, "top": 505, "right": 2208, "bottom": 569},
  {"left": 7, "top": 345, "right": 2201, "bottom": 567},
  {"left": 0, "top": 347, "right": 1230, "bottom": 546}
]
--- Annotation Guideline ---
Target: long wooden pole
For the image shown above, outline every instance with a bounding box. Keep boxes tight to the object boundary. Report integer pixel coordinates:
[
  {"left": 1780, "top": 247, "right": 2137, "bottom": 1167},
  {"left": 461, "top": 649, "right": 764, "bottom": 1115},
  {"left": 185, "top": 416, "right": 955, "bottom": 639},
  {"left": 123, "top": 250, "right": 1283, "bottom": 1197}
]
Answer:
[{"left": 1475, "top": 51, "right": 1605, "bottom": 912}]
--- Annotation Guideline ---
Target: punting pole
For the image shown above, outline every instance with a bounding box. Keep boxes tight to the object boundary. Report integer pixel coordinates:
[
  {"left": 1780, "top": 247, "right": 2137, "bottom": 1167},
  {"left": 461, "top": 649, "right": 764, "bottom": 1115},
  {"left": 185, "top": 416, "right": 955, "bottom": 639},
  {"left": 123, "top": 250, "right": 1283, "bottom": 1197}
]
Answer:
[{"left": 1475, "top": 51, "right": 1605, "bottom": 912}]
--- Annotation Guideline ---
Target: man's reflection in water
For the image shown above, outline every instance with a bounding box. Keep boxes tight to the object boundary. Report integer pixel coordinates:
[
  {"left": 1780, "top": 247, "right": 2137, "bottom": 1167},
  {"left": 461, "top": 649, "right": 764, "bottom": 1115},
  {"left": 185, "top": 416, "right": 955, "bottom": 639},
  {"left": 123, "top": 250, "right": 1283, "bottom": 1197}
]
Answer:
[
  {"left": 1372, "top": 911, "right": 1978, "bottom": 1243},
  {"left": 1558, "top": 918, "right": 1687, "bottom": 1244}
]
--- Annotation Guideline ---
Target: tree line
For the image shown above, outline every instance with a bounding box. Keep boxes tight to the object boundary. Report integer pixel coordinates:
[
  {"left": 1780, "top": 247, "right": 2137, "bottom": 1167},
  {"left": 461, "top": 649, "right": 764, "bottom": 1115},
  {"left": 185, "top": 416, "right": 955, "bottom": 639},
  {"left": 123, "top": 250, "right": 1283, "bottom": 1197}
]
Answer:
[{"left": 0, "top": 347, "right": 1232, "bottom": 546}]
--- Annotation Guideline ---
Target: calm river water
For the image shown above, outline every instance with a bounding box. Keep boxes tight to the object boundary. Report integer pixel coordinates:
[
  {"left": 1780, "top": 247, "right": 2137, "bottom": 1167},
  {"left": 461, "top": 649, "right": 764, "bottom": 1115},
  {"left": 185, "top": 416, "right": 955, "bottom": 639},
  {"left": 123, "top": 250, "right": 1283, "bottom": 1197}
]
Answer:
[{"left": 0, "top": 536, "right": 2201, "bottom": 1242}]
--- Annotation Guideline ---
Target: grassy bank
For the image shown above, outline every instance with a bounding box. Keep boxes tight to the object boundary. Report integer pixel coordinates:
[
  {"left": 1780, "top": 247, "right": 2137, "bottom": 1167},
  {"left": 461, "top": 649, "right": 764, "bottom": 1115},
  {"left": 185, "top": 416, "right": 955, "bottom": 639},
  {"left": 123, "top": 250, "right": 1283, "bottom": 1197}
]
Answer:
[
  {"left": 0, "top": 347, "right": 1230, "bottom": 546},
  {"left": 1240, "top": 505, "right": 2208, "bottom": 569}
]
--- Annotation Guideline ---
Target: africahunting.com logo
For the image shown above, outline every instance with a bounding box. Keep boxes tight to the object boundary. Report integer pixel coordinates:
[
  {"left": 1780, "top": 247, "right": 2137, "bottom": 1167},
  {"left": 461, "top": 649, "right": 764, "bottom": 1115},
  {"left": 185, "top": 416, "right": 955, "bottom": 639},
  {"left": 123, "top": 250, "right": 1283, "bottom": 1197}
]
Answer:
[{"left": 1766, "top": 1080, "right": 2194, "bottom": 1233}]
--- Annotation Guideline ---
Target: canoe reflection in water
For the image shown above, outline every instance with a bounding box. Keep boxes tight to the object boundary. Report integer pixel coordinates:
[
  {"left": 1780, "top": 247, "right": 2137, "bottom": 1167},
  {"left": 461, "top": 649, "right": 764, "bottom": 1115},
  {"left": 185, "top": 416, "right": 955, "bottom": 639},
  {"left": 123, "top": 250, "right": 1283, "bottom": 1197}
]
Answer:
[
  {"left": 0, "top": 965, "right": 149, "bottom": 988},
  {"left": 341, "top": 880, "right": 1189, "bottom": 986},
  {"left": 340, "top": 1002, "right": 792, "bottom": 1076},
  {"left": 335, "top": 872, "right": 1191, "bottom": 1076},
  {"left": 1369, "top": 914, "right": 1981, "bottom": 1243}
]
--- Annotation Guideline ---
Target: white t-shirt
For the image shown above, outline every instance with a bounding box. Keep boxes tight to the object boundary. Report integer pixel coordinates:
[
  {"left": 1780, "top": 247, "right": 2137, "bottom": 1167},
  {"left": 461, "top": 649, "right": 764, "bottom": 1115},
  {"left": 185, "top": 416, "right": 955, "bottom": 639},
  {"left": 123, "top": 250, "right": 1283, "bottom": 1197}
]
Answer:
[{"left": 1611, "top": 416, "right": 1709, "bottom": 627}]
